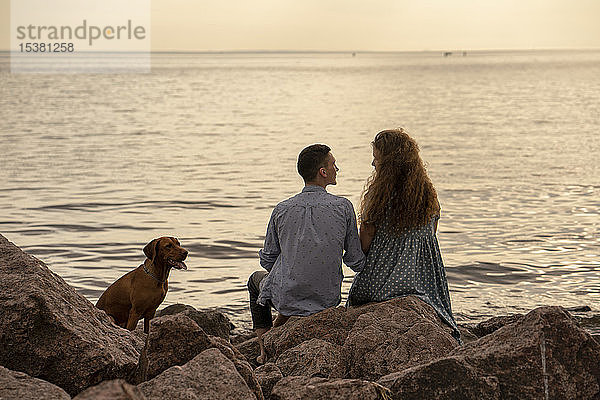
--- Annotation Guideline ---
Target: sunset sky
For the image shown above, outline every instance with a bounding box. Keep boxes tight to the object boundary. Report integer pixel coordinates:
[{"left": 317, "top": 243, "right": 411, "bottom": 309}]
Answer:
[{"left": 2, "top": 0, "right": 600, "bottom": 51}]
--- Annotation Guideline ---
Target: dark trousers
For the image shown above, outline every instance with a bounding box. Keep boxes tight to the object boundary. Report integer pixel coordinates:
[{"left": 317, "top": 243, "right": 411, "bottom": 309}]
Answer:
[{"left": 247, "top": 270, "right": 273, "bottom": 330}]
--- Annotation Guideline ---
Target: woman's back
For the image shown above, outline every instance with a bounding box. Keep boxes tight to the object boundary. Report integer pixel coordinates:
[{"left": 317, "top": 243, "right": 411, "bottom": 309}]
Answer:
[{"left": 350, "top": 128, "right": 460, "bottom": 342}]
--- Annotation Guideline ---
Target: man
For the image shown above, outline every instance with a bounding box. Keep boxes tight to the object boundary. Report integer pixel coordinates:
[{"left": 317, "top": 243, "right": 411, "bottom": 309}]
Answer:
[{"left": 248, "top": 144, "right": 365, "bottom": 363}]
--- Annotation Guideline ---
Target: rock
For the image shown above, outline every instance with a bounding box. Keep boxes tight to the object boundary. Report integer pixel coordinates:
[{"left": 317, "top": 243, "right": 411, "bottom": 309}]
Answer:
[
  {"left": 270, "top": 376, "right": 391, "bottom": 400},
  {"left": 130, "top": 333, "right": 150, "bottom": 385},
  {"left": 330, "top": 296, "right": 458, "bottom": 381},
  {"left": 137, "top": 312, "right": 263, "bottom": 398},
  {"left": 255, "top": 363, "right": 283, "bottom": 400},
  {"left": 574, "top": 314, "right": 600, "bottom": 331},
  {"left": 566, "top": 305, "right": 592, "bottom": 312},
  {"left": 449, "top": 306, "right": 600, "bottom": 399},
  {"left": 231, "top": 330, "right": 257, "bottom": 346},
  {"left": 139, "top": 348, "right": 257, "bottom": 400},
  {"left": 261, "top": 306, "right": 363, "bottom": 360},
  {"left": 377, "top": 357, "right": 500, "bottom": 400},
  {"left": 238, "top": 296, "right": 459, "bottom": 379},
  {"left": 156, "top": 303, "right": 233, "bottom": 340},
  {"left": 72, "top": 379, "right": 146, "bottom": 400},
  {"left": 209, "top": 335, "right": 246, "bottom": 361},
  {"left": 144, "top": 313, "right": 213, "bottom": 380},
  {"left": 236, "top": 337, "right": 261, "bottom": 365},
  {"left": 0, "top": 234, "right": 143, "bottom": 396},
  {"left": 0, "top": 366, "right": 70, "bottom": 400},
  {"left": 457, "top": 325, "right": 479, "bottom": 344},
  {"left": 276, "top": 339, "right": 342, "bottom": 378},
  {"left": 240, "top": 302, "right": 386, "bottom": 364},
  {"left": 210, "top": 336, "right": 265, "bottom": 400},
  {"left": 235, "top": 306, "right": 361, "bottom": 366},
  {"left": 470, "top": 314, "right": 523, "bottom": 337}
]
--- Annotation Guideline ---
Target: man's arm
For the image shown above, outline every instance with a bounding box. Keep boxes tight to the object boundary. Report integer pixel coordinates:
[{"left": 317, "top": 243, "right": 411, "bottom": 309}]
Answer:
[
  {"left": 258, "top": 207, "right": 281, "bottom": 272},
  {"left": 342, "top": 200, "right": 366, "bottom": 272}
]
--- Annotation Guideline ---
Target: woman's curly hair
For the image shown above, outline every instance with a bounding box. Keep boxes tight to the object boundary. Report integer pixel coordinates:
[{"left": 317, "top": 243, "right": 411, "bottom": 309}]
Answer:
[{"left": 359, "top": 128, "right": 440, "bottom": 232}]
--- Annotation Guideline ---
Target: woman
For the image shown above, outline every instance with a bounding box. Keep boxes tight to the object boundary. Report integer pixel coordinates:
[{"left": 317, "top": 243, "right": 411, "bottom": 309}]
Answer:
[{"left": 347, "top": 128, "right": 460, "bottom": 341}]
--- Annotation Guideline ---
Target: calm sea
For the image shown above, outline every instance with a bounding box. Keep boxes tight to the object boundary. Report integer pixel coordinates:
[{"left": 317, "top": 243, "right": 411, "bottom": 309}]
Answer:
[{"left": 1, "top": 50, "right": 599, "bottom": 329}]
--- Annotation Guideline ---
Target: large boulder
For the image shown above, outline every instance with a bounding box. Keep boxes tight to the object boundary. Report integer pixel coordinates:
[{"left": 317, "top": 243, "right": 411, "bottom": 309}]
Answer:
[
  {"left": 72, "top": 379, "right": 147, "bottom": 400},
  {"left": 260, "top": 306, "right": 363, "bottom": 360},
  {"left": 137, "top": 312, "right": 263, "bottom": 399},
  {"left": 448, "top": 306, "right": 600, "bottom": 399},
  {"left": 139, "top": 348, "right": 257, "bottom": 400},
  {"left": 239, "top": 296, "right": 448, "bottom": 365},
  {"left": 377, "top": 357, "right": 500, "bottom": 400},
  {"left": 236, "top": 297, "right": 459, "bottom": 379},
  {"left": 379, "top": 307, "right": 600, "bottom": 400},
  {"left": 270, "top": 376, "right": 391, "bottom": 400},
  {"left": 330, "top": 296, "right": 458, "bottom": 381},
  {"left": 0, "top": 234, "right": 143, "bottom": 396},
  {"left": 0, "top": 366, "right": 70, "bottom": 400},
  {"left": 239, "top": 297, "right": 459, "bottom": 375},
  {"left": 210, "top": 336, "right": 264, "bottom": 400},
  {"left": 276, "top": 339, "right": 342, "bottom": 378},
  {"left": 234, "top": 305, "right": 365, "bottom": 366},
  {"left": 144, "top": 313, "right": 213, "bottom": 380},
  {"left": 156, "top": 303, "right": 232, "bottom": 340}
]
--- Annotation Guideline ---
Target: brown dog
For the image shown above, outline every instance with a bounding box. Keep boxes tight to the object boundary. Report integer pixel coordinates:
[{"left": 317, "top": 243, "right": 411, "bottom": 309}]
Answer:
[{"left": 96, "top": 237, "right": 188, "bottom": 333}]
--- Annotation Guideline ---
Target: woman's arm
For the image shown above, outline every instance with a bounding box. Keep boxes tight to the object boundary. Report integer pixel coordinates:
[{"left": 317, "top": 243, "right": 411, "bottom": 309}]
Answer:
[{"left": 359, "top": 221, "right": 376, "bottom": 254}]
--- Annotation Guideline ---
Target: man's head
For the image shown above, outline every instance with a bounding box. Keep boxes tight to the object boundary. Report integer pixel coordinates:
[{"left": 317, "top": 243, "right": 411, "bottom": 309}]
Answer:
[{"left": 297, "top": 144, "right": 338, "bottom": 187}]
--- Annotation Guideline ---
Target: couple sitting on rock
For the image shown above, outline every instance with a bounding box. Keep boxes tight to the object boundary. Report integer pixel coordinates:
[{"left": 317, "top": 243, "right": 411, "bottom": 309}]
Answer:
[{"left": 248, "top": 128, "right": 460, "bottom": 363}]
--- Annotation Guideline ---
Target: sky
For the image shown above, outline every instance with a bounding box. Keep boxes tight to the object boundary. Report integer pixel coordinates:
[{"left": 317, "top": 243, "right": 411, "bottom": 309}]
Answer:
[{"left": 2, "top": 0, "right": 600, "bottom": 51}]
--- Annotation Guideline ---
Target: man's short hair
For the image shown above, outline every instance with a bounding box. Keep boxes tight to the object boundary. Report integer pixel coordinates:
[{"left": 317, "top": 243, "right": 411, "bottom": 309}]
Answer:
[{"left": 297, "top": 144, "right": 331, "bottom": 182}]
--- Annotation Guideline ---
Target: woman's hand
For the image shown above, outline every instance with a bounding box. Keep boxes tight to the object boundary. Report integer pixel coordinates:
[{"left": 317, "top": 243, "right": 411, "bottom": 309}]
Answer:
[{"left": 359, "top": 221, "right": 376, "bottom": 254}]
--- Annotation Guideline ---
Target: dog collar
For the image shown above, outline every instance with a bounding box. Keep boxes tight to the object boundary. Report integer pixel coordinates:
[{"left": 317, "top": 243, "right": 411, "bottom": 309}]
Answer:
[{"left": 143, "top": 263, "right": 165, "bottom": 284}]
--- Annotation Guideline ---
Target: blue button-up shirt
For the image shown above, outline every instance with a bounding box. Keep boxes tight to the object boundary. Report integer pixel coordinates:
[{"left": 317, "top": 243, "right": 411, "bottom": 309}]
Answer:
[{"left": 257, "top": 185, "right": 366, "bottom": 316}]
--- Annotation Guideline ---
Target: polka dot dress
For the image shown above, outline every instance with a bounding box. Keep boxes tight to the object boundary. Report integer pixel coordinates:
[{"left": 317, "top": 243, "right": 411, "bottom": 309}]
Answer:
[{"left": 347, "top": 215, "right": 460, "bottom": 340}]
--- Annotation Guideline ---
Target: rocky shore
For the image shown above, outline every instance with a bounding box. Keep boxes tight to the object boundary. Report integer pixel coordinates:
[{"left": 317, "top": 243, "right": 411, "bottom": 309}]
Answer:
[{"left": 1, "top": 233, "right": 599, "bottom": 399}]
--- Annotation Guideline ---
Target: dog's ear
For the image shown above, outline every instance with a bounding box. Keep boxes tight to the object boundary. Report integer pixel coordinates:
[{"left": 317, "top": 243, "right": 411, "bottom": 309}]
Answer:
[
  {"left": 143, "top": 238, "right": 159, "bottom": 260},
  {"left": 170, "top": 237, "right": 180, "bottom": 246}
]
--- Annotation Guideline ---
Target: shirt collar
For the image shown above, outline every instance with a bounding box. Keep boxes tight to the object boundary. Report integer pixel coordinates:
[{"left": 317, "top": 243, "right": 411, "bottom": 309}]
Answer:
[{"left": 302, "top": 185, "right": 327, "bottom": 193}]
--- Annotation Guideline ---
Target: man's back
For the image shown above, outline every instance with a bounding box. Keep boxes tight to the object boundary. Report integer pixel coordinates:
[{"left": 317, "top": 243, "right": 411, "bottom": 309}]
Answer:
[
  {"left": 258, "top": 185, "right": 365, "bottom": 316},
  {"left": 248, "top": 144, "right": 365, "bottom": 364}
]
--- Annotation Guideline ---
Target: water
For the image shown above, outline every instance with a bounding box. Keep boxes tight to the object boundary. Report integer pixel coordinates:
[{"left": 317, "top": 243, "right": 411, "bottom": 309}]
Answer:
[{"left": 1, "top": 50, "right": 599, "bottom": 329}]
